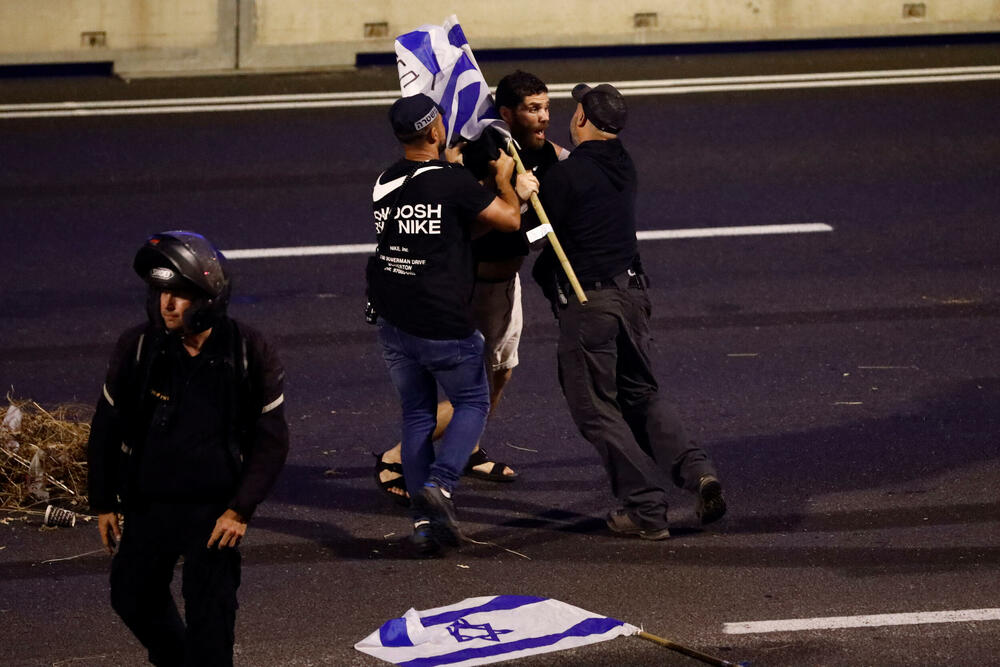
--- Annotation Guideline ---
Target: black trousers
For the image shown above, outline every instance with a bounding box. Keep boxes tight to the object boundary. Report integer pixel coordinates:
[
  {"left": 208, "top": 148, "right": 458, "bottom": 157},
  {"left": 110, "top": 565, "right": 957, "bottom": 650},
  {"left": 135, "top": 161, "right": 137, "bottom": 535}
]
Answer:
[
  {"left": 557, "top": 286, "right": 716, "bottom": 530},
  {"left": 110, "top": 502, "right": 240, "bottom": 667}
]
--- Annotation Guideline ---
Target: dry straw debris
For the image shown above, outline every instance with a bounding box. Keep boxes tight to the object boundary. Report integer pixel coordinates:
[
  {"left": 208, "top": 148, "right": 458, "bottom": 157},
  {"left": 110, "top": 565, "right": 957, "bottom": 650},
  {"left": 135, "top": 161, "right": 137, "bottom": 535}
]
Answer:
[{"left": 1, "top": 396, "right": 92, "bottom": 511}]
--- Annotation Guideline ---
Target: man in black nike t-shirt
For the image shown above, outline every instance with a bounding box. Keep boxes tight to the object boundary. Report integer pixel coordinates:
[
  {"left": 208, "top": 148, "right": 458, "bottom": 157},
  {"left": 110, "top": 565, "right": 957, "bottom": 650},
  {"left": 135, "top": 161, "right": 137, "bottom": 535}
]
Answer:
[
  {"left": 375, "top": 71, "right": 565, "bottom": 502},
  {"left": 367, "top": 94, "right": 537, "bottom": 555}
]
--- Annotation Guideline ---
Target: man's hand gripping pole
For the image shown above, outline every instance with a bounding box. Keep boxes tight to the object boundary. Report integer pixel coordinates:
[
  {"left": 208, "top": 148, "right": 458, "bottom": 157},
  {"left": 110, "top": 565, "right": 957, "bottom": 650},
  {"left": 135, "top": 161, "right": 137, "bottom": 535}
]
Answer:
[{"left": 506, "top": 140, "right": 587, "bottom": 305}]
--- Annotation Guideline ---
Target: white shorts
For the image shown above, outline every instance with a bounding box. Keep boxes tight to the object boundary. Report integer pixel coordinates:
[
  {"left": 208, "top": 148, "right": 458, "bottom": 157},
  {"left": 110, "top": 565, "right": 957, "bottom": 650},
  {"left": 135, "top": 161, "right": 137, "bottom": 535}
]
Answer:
[{"left": 472, "top": 273, "right": 522, "bottom": 372}]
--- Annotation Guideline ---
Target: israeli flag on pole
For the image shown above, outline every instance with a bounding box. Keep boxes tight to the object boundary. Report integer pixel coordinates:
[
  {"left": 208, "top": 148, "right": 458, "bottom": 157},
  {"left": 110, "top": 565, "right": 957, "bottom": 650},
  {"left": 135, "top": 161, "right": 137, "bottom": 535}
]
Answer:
[
  {"left": 355, "top": 595, "right": 639, "bottom": 666},
  {"left": 395, "top": 15, "right": 509, "bottom": 146}
]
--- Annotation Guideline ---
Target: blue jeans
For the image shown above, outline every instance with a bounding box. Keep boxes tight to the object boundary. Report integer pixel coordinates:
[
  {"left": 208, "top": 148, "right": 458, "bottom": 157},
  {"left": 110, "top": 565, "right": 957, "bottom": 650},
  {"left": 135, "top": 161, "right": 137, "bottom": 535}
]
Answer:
[{"left": 377, "top": 319, "right": 490, "bottom": 508}]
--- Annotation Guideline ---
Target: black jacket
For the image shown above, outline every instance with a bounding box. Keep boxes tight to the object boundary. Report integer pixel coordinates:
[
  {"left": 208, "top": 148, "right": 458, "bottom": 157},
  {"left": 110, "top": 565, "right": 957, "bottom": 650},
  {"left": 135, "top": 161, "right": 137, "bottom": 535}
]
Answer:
[
  {"left": 87, "top": 318, "right": 288, "bottom": 519},
  {"left": 534, "top": 138, "right": 639, "bottom": 287}
]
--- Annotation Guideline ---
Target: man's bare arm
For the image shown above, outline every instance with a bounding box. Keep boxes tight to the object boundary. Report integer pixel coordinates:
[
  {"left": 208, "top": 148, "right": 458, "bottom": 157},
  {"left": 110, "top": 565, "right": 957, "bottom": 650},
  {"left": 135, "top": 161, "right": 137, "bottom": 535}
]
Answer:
[{"left": 476, "top": 151, "right": 520, "bottom": 232}]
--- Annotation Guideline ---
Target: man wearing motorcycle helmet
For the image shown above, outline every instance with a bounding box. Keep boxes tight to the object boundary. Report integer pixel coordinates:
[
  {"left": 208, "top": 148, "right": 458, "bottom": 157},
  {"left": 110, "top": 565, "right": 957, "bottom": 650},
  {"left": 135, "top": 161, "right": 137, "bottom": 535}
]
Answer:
[{"left": 87, "top": 231, "right": 288, "bottom": 666}]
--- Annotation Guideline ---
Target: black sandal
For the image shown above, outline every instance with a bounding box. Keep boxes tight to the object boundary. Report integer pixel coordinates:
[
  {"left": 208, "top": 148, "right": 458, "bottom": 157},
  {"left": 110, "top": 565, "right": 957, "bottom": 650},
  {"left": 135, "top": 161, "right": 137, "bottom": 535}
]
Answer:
[
  {"left": 373, "top": 451, "right": 411, "bottom": 507},
  {"left": 462, "top": 447, "right": 518, "bottom": 482}
]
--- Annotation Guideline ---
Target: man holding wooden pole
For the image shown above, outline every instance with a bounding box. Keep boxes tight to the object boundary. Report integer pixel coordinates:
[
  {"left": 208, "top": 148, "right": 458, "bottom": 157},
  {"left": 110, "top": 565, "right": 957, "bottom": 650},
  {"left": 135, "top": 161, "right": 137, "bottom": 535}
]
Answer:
[{"left": 532, "top": 83, "right": 728, "bottom": 539}]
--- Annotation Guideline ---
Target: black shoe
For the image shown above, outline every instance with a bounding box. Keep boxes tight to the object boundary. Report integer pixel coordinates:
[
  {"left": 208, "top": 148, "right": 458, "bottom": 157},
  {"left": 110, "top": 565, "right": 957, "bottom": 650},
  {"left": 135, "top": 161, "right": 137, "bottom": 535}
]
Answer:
[
  {"left": 410, "top": 519, "right": 442, "bottom": 558},
  {"left": 605, "top": 509, "right": 671, "bottom": 540},
  {"left": 696, "top": 475, "right": 727, "bottom": 525},
  {"left": 419, "top": 483, "right": 463, "bottom": 545}
]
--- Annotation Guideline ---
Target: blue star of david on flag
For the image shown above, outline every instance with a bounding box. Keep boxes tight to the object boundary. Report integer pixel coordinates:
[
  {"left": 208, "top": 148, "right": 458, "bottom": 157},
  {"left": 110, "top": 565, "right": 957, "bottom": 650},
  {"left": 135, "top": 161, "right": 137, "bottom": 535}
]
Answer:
[{"left": 446, "top": 617, "right": 514, "bottom": 643}]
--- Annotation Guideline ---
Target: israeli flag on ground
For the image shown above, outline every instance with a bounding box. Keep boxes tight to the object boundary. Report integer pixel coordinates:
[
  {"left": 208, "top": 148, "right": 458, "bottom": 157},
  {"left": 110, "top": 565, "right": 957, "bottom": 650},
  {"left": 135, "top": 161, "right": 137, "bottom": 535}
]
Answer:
[
  {"left": 395, "top": 15, "right": 509, "bottom": 145},
  {"left": 355, "top": 595, "right": 639, "bottom": 666}
]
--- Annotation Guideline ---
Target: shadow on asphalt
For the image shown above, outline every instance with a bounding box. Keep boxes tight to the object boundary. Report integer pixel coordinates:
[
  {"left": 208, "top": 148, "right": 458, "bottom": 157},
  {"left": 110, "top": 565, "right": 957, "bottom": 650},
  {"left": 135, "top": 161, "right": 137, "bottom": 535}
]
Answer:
[
  {"left": 2, "top": 378, "right": 994, "bottom": 580},
  {"left": 255, "top": 376, "right": 1000, "bottom": 572}
]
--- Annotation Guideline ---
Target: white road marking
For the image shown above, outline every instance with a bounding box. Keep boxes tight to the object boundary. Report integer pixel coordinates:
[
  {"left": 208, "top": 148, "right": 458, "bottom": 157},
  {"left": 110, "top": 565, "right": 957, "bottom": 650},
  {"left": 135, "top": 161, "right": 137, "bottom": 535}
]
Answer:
[
  {"left": 558, "top": 65, "right": 1000, "bottom": 95},
  {"left": 223, "top": 243, "right": 375, "bottom": 259},
  {"left": 636, "top": 223, "right": 832, "bottom": 240},
  {"left": 724, "top": 608, "right": 1000, "bottom": 635},
  {"left": 2, "top": 66, "right": 998, "bottom": 119},
  {"left": 222, "top": 223, "right": 832, "bottom": 259}
]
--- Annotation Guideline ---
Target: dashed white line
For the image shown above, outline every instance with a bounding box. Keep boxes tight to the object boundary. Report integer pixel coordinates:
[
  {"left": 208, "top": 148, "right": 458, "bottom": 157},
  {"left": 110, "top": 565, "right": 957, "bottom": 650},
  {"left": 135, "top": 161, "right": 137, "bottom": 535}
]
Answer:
[
  {"left": 723, "top": 608, "right": 1000, "bottom": 635},
  {"left": 222, "top": 223, "right": 833, "bottom": 259}
]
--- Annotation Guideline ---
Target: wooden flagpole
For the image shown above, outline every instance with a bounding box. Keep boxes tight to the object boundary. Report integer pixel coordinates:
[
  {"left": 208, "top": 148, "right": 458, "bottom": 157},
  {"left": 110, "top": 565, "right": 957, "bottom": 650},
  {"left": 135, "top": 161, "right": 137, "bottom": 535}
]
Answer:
[
  {"left": 637, "top": 630, "right": 739, "bottom": 666},
  {"left": 506, "top": 140, "right": 587, "bottom": 305}
]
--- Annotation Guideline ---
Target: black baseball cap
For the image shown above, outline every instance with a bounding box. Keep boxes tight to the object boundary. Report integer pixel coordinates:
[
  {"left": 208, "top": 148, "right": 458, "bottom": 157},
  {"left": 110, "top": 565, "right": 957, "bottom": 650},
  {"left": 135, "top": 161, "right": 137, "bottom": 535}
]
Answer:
[
  {"left": 571, "top": 83, "right": 627, "bottom": 134},
  {"left": 389, "top": 94, "right": 444, "bottom": 137}
]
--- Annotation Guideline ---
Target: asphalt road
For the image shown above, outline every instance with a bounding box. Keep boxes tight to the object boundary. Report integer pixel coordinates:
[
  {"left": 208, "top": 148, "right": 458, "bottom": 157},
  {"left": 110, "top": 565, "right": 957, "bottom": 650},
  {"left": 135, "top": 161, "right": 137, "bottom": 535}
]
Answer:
[{"left": 1, "top": 39, "right": 999, "bottom": 666}]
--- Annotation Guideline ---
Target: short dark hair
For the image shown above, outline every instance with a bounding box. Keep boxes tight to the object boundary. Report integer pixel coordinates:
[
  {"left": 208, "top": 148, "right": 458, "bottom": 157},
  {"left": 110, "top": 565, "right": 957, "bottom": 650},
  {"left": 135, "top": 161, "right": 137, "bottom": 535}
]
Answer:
[
  {"left": 395, "top": 124, "right": 433, "bottom": 145},
  {"left": 495, "top": 70, "right": 548, "bottom": 111}
]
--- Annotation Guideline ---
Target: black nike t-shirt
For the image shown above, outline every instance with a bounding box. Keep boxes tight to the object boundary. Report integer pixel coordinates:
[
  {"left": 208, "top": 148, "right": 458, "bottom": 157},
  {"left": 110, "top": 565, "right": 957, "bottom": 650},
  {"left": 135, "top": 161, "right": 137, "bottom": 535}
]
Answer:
[{"left": 367, "top": 159, "right": 495, "bottom": 339}]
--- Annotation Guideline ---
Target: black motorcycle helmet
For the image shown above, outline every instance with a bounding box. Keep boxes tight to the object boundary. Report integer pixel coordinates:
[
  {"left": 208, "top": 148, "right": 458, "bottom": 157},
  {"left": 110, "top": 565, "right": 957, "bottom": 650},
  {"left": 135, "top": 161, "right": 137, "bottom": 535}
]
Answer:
[{"left": 133, "top": 231, "right": 231, "bottom": 333}]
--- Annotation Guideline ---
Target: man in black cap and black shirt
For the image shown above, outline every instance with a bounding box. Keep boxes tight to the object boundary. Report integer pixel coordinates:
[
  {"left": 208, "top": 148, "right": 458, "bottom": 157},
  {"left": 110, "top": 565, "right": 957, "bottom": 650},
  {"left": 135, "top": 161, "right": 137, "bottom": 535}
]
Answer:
[
  {"left": 534, "top": 83, "right": 727, "bottom": 540},
  {"left": 368, "top": 93, "right": 537, "bottom": 555}
]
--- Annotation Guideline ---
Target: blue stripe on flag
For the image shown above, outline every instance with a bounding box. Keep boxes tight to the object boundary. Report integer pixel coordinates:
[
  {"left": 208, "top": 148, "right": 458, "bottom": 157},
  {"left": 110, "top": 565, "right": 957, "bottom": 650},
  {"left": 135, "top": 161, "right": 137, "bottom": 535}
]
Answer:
[
  {"left": 477, "top": 107, "right": 500, "bottom": 124},
  {"left": 380, "top": 618, "right": 415, "bottom": 647},
  {"left": 397, "top": 617, "right": 627, "bottom": 667},
  {"left": 454, "top": 81, "right": 482, "bottom": 134},
  {"left": 396, "top": 31, "right": 440, "bottom": 75},
  {"left": 437, "top": 54, "right": 478, "bottom": 138},
  {"left": 421, "top": 595, "right": 546, "bottom": 628},
  {"left": 437, "top": 55, "right": 468, "bottom": 134},
  {"left": 447, "top": 23, "right": 469, "bottom": 48}
]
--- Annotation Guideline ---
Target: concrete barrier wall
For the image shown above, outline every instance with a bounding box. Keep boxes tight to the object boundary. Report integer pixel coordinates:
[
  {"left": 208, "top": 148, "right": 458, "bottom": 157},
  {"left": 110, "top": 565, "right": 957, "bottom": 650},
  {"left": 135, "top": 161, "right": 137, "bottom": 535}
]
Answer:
[
  {"left": 242, "top": 0, "right": 1000, "bottom": 71},
  {"left": 0, "top": 0, "right": 235, "bottom": 72},
  {"left": 1, "top": 0, "right": 998, "bottom": 75}
]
